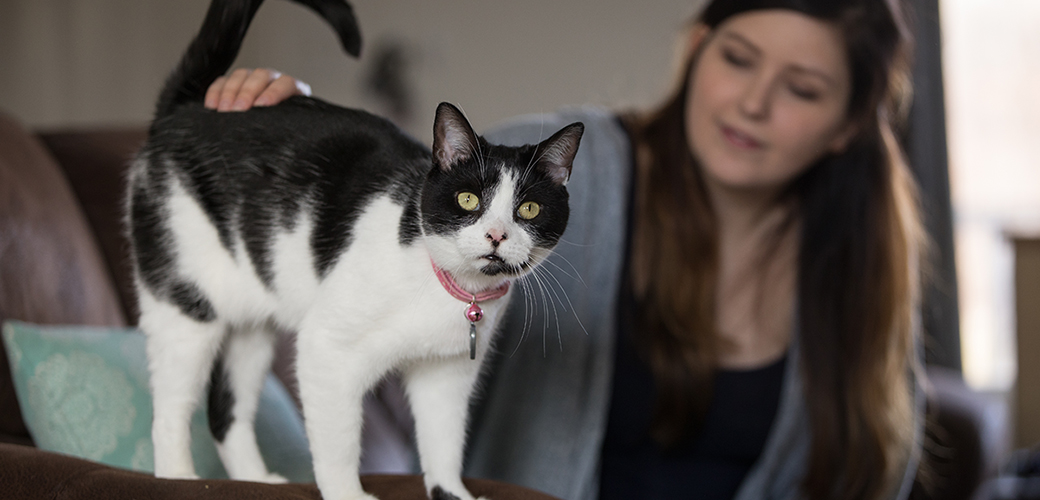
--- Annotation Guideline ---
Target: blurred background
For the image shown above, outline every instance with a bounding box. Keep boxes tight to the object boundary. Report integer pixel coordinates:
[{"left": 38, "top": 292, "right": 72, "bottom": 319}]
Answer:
[
  {"left": 0, "top": 0, "right": 697, "bottom": 142},
  {"left": 1, "top": 0, "right": 1038, "bottom": 498}
]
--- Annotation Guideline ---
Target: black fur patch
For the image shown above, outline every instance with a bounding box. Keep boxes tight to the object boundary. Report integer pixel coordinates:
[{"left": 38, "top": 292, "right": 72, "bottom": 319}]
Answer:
[
  {"left": 168, "top": 280, "right": 217, "bottom": 322},
  {"left": 207, "top": 355, "right": 234, "bottom": 443},
  {"left": 398, "top": 198, "right": 423, "bottom": 246},
  {"left": 129, "top": 162, "right": 217, "bottom": 323},
  {"left": 430, "top": 486, "right": 463, "bottom": 500}
]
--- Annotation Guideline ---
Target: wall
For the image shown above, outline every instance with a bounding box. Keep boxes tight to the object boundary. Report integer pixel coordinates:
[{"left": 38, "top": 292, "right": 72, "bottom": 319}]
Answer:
[{"left": 0, "top": 0, "right": 698, "bottom": 142}]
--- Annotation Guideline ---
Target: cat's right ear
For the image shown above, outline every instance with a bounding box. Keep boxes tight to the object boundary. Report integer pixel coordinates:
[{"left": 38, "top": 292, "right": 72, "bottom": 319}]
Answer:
[{"left": 433, "top": 102, "right": 480, "bottom": 172}]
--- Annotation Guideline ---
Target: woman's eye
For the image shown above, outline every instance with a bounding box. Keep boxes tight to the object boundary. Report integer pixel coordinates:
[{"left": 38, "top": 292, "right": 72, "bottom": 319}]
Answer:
[
  {"left": 517, "top": 201, "right": 541, "bottom": 220},
  {"left": 457, "top": 192, "right": 480, "bottom": 211},
  {"left": 722, "top": 49, "right": 752, "bottom": 68},
  {"left": 788, "top": 84, "right": 821, "bottom": 101}
]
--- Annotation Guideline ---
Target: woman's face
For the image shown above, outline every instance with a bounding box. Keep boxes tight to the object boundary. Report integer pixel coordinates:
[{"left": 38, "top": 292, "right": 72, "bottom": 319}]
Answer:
[{"left": 686, "top": 10, "right": 855, "bottom": 196}]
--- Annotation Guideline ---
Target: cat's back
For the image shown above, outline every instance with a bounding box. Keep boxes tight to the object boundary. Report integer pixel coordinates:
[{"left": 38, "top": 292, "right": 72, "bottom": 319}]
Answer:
[{"left": 142, "top": 96, "right": 431, "bottom": 187}]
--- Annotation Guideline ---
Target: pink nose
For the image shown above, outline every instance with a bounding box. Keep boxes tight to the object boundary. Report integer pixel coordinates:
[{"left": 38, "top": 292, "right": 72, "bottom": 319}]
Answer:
[{"left": 486, "top": 229, "right": 508, "bottom": 247}]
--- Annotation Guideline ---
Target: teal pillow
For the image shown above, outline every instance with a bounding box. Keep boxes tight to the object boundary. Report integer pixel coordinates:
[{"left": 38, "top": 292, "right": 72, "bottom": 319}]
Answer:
[{"left": 1, "top": 320, "right": 313, "bottom": 482}]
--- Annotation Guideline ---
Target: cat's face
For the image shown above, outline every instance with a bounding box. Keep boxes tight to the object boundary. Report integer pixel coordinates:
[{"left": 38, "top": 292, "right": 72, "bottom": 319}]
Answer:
[{"left": 421, "top": 103, "right": 583, "bottom": 291}]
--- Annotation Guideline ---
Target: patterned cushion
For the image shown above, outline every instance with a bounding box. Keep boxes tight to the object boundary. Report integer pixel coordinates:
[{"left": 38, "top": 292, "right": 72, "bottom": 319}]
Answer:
[{"left": 1, "top": 320, "right": 313, "bottom": 482}]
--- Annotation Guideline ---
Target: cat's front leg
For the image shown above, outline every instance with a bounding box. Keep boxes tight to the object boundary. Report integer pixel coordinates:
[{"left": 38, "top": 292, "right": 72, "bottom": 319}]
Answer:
[
  {"left": 297, "top": 326, "right": 385, "bottom": 500},
  {"left": 403, "top": 356, "right": 489, "bottom": 500}
]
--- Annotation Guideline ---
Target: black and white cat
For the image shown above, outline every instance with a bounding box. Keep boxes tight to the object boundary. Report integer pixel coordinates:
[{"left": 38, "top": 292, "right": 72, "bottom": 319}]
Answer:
[{"left": 127, "top": 1, "right": 583, "bottom": 499}]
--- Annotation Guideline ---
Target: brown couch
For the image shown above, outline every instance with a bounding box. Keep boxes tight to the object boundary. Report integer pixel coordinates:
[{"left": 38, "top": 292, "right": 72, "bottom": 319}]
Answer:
[
  {"left": 0, "top": 108, "right": 1008, "bottom": 500},
  {"left": 0, "top": 109, "right": 558, "bottom": 500}
]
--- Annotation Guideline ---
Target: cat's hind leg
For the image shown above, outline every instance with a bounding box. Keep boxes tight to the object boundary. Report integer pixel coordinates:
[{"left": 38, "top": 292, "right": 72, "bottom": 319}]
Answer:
[
  {"left": 139, "top": 291, "right": 227, "bottom": 480},
  {"left": 403, "top": 357, "right": 487, "bottom": 500},
  {"left": 209, "top": 323, "right": 287, "bottom": 483}
]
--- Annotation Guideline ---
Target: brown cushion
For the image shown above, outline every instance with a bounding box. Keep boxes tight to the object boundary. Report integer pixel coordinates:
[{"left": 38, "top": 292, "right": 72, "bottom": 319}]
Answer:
[
  {"left": 39, "top": 128, "right": 147, "bottom": 324},
  {"left": 0, "top": 443, "right": 562, "bottom": 500},
  {"left": 0, "top": 112, "right": 126, "bottom": 443}
]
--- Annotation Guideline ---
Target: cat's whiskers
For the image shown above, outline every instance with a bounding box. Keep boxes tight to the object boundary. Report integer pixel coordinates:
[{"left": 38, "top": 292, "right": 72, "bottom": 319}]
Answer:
[
  {"left": 540, "top": 251, "right": 591, "bottom": 338},
  {"left": 503, "top": 249, "right": 588, "bottom": 356},
  {"left": 516, "top": 262, "right": 541, "bottom": 353},
  {"left": 532, "top": 265, "right": 565, "bottom": 353},
  {"left": 542, "top": 248, "right": 588, "bottom": 289},
  {"left": 523, "top": 262, "right": 553, "bottom": 356},
  {"left": 510, "top": 273, "right": 536, "bottom": 358},
  {"left": 541, "top": 255, "right": 584, "bottom": 287},
  {"left": 536, "top": 263, "right": 589, "bottom": 339}
]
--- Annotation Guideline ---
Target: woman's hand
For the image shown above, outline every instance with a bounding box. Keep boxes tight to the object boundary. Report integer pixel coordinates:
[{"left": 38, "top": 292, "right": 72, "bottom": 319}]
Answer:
[{"left": 204, "top": 68, "right": 311, "bottom": 111}]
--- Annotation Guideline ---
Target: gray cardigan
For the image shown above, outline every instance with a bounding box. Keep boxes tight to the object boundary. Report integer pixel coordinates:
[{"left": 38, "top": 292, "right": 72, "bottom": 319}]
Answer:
[{"left": 463, "top": 107, "right": 922, "bottom": 500}]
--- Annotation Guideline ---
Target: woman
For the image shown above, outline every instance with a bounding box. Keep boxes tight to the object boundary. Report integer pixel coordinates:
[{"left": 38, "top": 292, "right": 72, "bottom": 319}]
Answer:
[{"left": 212, "top": 0, "right": 924, "bottom": 499}]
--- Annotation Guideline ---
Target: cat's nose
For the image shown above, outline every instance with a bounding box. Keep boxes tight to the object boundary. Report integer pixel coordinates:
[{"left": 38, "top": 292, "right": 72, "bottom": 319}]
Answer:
[{"left": 486, "top": 229, "right": 508, "bottom": 247}]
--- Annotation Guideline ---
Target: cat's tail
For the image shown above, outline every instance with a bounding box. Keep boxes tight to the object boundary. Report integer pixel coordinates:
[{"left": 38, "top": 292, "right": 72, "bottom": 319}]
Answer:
[{"left": 154, "top": 0, "right": 361, "bottom": 119}]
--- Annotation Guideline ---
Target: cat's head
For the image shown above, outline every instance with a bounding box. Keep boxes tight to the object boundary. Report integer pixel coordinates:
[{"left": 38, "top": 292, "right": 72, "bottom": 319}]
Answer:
[{"left": 421, "top": 103, "right": 583, "bottom": 292}]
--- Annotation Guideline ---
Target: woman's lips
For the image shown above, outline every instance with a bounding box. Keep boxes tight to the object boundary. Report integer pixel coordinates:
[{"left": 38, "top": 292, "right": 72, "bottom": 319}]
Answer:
[{"left": 721, "top": 124, "right": 763, "bottom": 150}]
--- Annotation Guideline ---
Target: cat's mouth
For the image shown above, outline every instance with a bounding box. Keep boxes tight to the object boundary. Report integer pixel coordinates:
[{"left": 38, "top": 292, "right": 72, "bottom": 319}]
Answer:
[{"left": 480, "top": 254, "right": 530, "bottom": 276}]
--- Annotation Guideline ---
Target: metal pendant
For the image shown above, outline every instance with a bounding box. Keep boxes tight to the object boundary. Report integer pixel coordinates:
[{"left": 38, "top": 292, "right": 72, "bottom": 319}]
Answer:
[{"left": 465, "top": 301, "right": 483, "bottom": 360}]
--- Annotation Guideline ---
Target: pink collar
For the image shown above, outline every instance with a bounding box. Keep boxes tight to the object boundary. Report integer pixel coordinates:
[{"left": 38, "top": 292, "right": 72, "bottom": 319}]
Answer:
[
  {"left": 431, "top": 260, "right": 509, "bottom": 360},
  {"left": 432, "top": 261, "right": 510, "bottom": 304}
]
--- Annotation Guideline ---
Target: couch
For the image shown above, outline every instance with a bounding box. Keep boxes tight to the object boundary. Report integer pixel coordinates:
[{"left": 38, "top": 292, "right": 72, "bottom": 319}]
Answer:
[{"left": 0, "top": 108, "right": 1004, "bottom": 500}]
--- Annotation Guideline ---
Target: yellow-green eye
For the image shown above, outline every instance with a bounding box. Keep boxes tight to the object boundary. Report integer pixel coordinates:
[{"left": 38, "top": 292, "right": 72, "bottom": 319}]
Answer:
[
  {"left": 518, "top": 201, "right": 541, "bottom": 220},
  {"left": 457, "top": 192, "right": 480, "bottom": 211}
]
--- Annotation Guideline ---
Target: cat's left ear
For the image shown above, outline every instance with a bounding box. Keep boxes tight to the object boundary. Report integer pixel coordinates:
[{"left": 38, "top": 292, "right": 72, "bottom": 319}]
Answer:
[
  {"left": 535, "top": 122, "right": 584, "bottom": 186},
  {"left": 433, "top": 102, "right": 480, "bottom": 172}
]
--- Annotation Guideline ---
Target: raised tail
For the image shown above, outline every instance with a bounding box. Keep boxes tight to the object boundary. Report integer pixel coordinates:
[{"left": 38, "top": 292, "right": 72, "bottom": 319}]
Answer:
[{"left": 155, "top": 0, "right": 362, "bottom": 119}]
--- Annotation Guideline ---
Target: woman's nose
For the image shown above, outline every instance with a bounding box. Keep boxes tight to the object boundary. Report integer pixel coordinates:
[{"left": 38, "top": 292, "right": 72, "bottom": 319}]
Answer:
[{"left": 739, "top": 72, "right": 773, "bottom": 120}]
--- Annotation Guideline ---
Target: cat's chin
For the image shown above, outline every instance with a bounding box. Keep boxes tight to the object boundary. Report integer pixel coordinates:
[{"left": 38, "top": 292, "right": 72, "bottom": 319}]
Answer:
[{"left": 479, "top": 258, "right": 530, "bottom": 277}]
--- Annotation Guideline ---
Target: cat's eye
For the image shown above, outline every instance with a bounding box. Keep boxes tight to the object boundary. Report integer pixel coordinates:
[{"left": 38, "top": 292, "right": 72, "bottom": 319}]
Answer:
[
  {"left": 518, "top": 201, "right": 541, "bottom": 220},
  {"left": 457, "top": 192, "right": 480, "bottom": 211}
]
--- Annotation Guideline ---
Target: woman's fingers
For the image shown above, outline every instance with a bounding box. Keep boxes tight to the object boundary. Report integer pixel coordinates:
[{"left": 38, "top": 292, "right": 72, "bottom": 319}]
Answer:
[
  {"left": 204, "top": 76, "right": 227, "bottom": 109},
  {"left": 216, "top": 68, "right": 253, "bottom": 111},
  {"left": 233, "top": 68, "right": 280, "bottom": 110},
  {"left": 204, "top": 68, "right": 308, "bottom": 111},
  {"left": 255, "top": 74, "right": 304, "bottom": 107}
]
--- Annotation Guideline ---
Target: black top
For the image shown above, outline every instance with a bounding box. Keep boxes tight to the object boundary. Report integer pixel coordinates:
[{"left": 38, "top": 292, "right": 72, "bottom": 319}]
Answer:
[{"left": 598, "top": 294, "right": 787, "bottom": 500}]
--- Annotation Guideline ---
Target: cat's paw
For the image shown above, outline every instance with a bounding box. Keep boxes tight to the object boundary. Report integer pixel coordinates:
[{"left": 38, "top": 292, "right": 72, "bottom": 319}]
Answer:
[{"left": 430, "top": 486, "right": 478, "bottom": 500}]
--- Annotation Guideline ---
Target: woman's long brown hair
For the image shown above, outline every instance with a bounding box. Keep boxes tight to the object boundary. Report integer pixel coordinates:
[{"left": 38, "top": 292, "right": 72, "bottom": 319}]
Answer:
[{"left": 624, "top": 1, "right": 922, "bottom": 498}]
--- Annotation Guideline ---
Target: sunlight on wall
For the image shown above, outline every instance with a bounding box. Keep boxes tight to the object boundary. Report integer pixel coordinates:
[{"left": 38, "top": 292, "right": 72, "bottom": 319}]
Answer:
[{"left": 942, "top": 0, "right": 1040, "bottom": 391}]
